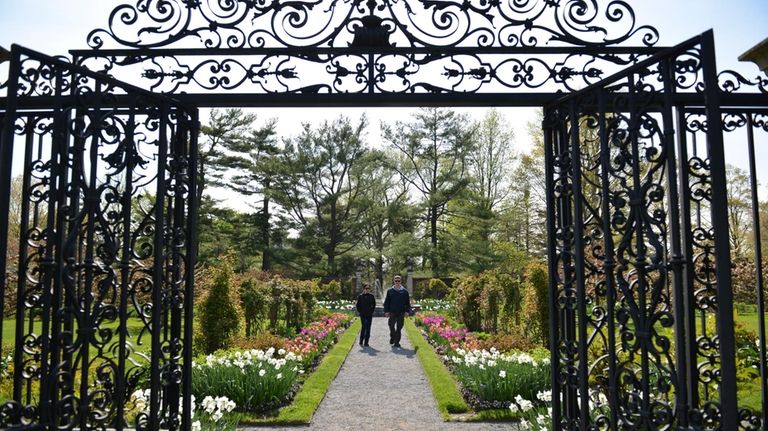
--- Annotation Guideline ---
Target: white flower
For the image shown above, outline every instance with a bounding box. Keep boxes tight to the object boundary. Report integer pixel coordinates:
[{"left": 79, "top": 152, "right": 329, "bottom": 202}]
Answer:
[
  {"left": 191, "top": 420, "right": 201, "bottom": 431},
  {"left": 520, "top": 419, "right": 531, "bottom": 428},
  {"left": 514, "top": 395, "right": 533, "bottom": 412},
  {"left": 509, "top": 402, "right": 519, "bottom": 413},
  {"left": 276, "top": 373, "right": 282, "bottom": 379},
  {"left": 537, "top": 390, "right": 552, "bottom": 402},
  {"left": 202, "top": 396, "right": 216, "bottom": 414},
  {"left": 259, "top": 369, "right": 266, "bottom": 377},
  {"left": 499, "top": 370, "right": 506, "bottom": 378},
  {"left": 212, "top": 411, "right": 223, "bottom": 422}
]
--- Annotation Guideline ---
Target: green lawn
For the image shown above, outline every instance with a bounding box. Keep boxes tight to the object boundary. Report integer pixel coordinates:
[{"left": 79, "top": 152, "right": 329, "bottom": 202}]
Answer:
[{"left": 734, "top": 311, "right": 768, "bottom": 335}]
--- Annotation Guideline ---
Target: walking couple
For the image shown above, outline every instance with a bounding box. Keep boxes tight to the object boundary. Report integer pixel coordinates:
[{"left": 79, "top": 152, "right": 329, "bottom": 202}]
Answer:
[{"left": 355, "top": 275, "right": 412, "bottom": 348}]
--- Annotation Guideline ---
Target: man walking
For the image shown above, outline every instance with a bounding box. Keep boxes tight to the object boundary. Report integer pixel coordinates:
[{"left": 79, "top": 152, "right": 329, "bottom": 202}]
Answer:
[
  {"left": 383, "top": 275, "right": 411, "bottom": 348},
  {"left": 355, "top": 284, "right": 376, "bottom": 347}
]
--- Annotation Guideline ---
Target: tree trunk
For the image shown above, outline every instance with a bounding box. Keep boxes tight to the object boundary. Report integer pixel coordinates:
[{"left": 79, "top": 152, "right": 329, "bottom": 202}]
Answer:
[
  {"left": 430, "top": 206, "right": 438, "bottom": 276},
  {"left": 261, "top": 178, "right": 271, "bottom": 271},
  {"left": 375, "top": 255, "right": 383, "bottom": 291}
]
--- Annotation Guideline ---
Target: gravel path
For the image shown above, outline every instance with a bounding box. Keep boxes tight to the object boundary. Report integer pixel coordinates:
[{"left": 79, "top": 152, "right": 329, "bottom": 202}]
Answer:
[{"left": 243, "top": 317, "right": 516, "bottom": 431}]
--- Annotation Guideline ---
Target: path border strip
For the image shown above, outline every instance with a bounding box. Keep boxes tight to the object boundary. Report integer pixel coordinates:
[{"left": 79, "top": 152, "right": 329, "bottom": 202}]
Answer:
[{"left": 403, "top": 319, "right": 469, "bottom": 419}]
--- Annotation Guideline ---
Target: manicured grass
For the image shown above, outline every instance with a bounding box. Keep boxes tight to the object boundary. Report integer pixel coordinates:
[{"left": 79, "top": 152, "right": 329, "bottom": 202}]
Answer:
[
  {"left": 735, "top": 311, "right": 768, "bottom": 335},
  {"left": 2, "top": 317, "right": 150, "bottom": 353},
  {"left": 240, "top": 318, "right": 361, "bottom": 425},
  {"left": 403, "top": 319, "right": 469, "bottom": 419}
]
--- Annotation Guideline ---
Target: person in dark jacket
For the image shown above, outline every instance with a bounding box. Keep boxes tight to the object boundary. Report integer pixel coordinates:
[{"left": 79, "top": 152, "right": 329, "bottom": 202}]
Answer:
[
  {"left": 383, "top": 275, "right": 411, "bottom": 348},
  {"left": 356, "top": 284, "right": 376, "bottom": 346}
]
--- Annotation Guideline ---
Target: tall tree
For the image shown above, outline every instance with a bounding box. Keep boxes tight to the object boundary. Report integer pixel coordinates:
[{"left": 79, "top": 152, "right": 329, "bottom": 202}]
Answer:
[
  {"left": 503, "top": 110, "right": 547, "bottom": 256},
  {"left": 357, "top": 149, "right": 417, "bottom": 287},
  {"left": 726, "top": 163, "right": 753, "bottom": 258},
  {"left": 197, "top": 108, "right": 257, "bottom": 208},
  {"left": 445, "top": 109, "right": 517, "bottom": 272},
  {"left": 468, "top": 108, "right": 516, "bottom": 240},
  {"left": 216, "top": 118, "right": 282, "bottom": 271},
  {"left": 274, "top": 115, "right": 369, "bottom": 276},
  {"left": 382, "top": 108, "right": 475, "bottom": 276}
]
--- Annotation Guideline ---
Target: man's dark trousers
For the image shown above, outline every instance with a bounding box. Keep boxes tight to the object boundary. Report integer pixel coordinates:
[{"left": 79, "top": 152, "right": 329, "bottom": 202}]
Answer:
[
  {"left": 360, "top": 316, "right": 373, "bottom": 345},
  {"left": 388, "top": 313, "right": 405, "bottom": 345}
]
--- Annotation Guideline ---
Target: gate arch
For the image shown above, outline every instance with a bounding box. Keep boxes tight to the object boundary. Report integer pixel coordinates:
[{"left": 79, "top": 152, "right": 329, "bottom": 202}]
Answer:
[{"left": 1, "top": 0, "right": 767, "bottom": 429}]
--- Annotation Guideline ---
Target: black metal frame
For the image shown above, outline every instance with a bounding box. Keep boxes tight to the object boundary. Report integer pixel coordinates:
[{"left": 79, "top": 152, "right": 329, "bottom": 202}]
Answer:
[
  {"left": 70, "top": 0, "right": 671, "bottom": 107},
  {"left": 544, "top": 31, "right": 768, "bottom": 430},
  {"left": 0, "top": 45, "right": 198, "bottom": 430},
  {"left": 0, "top": 1, "right": 767, "bottom": 430}
]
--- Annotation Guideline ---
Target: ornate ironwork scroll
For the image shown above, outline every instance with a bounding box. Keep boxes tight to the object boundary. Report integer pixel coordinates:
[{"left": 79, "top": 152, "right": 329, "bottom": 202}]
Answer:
[
  {"left": 70, "top": 0, "right": 665, "bottom": 103},
  {"left": 0, "top": 45, "right": 198, "bottom": 430},
  {"left": 544, "top": 31, "right": 767, "bottom": 430}
]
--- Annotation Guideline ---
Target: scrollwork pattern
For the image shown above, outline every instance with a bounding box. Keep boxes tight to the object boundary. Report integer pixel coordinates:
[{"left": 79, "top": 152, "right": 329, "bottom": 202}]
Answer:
[
  {"left": 86, "top": 0, "right": 659, "bottom": 49},
  {"left": 543, "top": 36, "right": 768, "bottom": 430},
  {"left": 0, "top": 48, "right": 197, "bottom": 430}
]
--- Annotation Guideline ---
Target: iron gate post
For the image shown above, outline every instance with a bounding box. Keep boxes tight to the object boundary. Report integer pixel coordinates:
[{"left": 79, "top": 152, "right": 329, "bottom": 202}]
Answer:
[{"left": 700, "top": 29, "right": 739, "bottom": 430}]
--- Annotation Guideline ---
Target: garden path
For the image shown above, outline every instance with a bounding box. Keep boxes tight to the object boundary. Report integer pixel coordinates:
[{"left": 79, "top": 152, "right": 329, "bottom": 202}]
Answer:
[{"left": 243, "top": 317, "right": 516, "bottom": 431}]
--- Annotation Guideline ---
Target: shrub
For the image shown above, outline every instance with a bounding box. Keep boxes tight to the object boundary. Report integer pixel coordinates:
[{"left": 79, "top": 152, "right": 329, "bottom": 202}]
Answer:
[
  {"left": 451, "top": 275, "right": 483, "bottom": 331},
  {"left": 198, "top": 260, "right": 241, "bottom": 354},
  {"left": 415, "top": 278, "right": 451, "bottom": 300},
  {"left": 239, "top": 277, "right": 269, "bottom": 337},
  {"left": 318, "top": 280, "right": 342, "bottom": 301},
  {"left": 521, "top": 262, "right": 549, "bottom": 347},
  {"left": 266, "top": 276, "right": 318, "bottom": 333},
  {"left": 479, "top": 333, "right": 537, "bottom": 353},
  {"left": 230, "top": 332, "right": 287, "bottom": 351}
]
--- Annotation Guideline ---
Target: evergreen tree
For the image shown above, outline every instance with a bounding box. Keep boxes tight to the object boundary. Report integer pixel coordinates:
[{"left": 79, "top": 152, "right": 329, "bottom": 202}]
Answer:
[
  {"left": 382, "top": 108, "right": 475, "bottom": 276},
  {"left": 198, "top": 259, "right": 240, "bottom": 353},
  {"left": 274, "top": 115, "right": 369, "bottom": 276}
]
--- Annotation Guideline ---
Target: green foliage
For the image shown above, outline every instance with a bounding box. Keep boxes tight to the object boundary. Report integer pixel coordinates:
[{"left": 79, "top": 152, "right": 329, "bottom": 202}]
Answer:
[
  {"left": 427, "top": 278, "right": 450, "bottom": 299},
  {"left": 414, "top": 278, "right": 450, "bottom": 300},
  {"left": 266, "top": 276, "right": 318, "bottom": 333},
  {"left": 198, "top": 261, "right": 241, "bottom": 354},
  {"left": 239, "top": 274, "right": 270, "bottom": 337},
  {"left": 274, "top": 115, "right": 370, "bottom": 275},
  {"left": 449, "top": 256, "right": 545, "bottom": 337},
  {"left": 382, "top": 107, "right": 475, "bottom": 276},
  {"left": 317, "top": 280, "right": 342, "bottom": 301},
  {"left": 521, "top": 262, "right": 549, "bottom": 347},
  {"left": 449, "top": 349, "right": 550, "bottom": 404},
  {"left": 451, "top": 275, "right": 484, "bottom": 332}
]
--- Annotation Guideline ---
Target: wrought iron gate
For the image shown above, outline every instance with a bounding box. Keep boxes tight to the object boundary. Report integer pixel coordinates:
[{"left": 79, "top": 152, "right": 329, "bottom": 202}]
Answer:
[
  {"left": 0, "top": 45, "right": 199, "bottom": 430},
  {"left": 544, "top": 31, "right": 768, "bottom": 430},
  {"left": 1, "top": 0, "right": 767, "bottom": 429}
]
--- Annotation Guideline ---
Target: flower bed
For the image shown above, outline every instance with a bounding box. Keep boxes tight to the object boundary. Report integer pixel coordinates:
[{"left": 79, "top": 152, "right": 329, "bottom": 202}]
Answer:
[
  {"left": 126, "top": 312, "right": 354, "bottom": 429},
  {"left": 191, "top": 312, "right": 352, "bottom": 423},
  {"left": 284, "top": 313, "right": 353, "bottom": 366},
  {"left": 192, "top": 348, "right": 303, "bottom": 412},
  {"left": 415, "top": 312, "right": 550, "bottom": 412}
]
